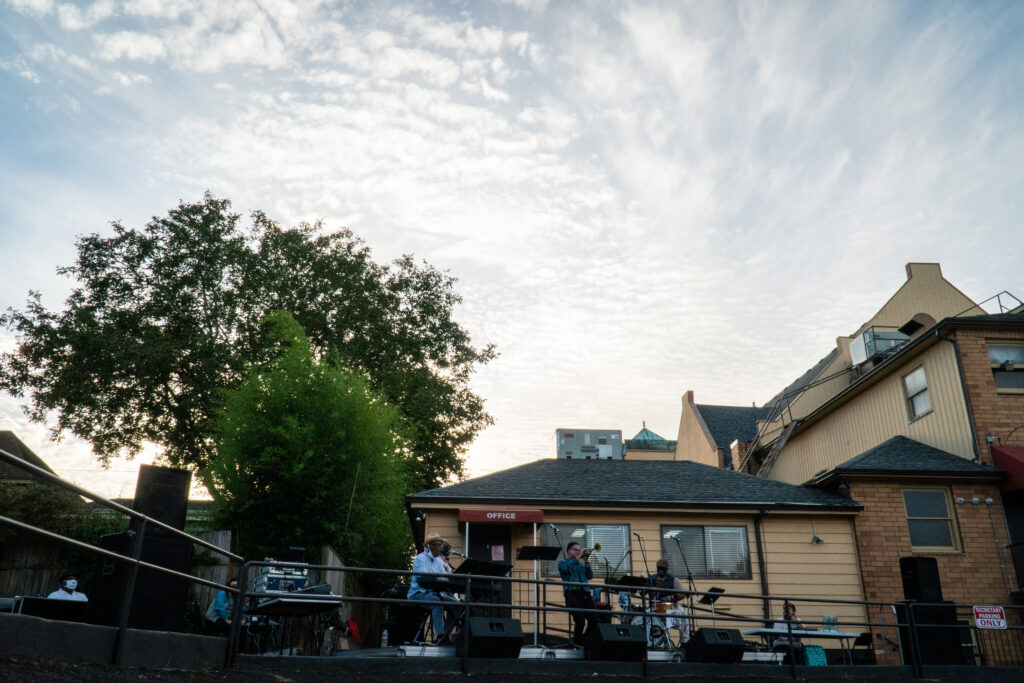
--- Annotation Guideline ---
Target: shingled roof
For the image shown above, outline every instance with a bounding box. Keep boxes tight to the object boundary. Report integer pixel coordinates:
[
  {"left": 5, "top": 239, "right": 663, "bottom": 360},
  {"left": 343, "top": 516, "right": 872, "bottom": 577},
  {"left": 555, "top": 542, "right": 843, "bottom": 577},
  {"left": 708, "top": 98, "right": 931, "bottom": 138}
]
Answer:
[
  {"left": 694, "top": 404, "right": 774, "bottom": 448},
  {"left": 809, "top": 436, "right": 1003, "bottom": 486},
  {"left": 0, "top": 431, "right": 56, "bottom": 482},
  {"left": 408, "top": 459, "right": 860, "bottom": 512}
]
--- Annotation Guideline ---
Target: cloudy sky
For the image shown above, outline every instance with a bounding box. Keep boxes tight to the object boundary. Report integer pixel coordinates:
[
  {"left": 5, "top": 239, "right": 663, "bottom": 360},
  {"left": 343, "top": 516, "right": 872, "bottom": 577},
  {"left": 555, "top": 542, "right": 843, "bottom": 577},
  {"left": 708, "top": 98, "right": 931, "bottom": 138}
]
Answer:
[{"left": 2, "top": 0, "right": 1022, "bottom": 498}]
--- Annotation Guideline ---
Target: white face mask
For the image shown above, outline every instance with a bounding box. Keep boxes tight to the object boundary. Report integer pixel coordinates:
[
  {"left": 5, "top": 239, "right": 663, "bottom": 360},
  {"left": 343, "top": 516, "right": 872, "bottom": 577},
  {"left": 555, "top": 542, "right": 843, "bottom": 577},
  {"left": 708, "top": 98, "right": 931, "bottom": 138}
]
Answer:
[{"left": 63, "top": 579, "right": 78, "bottom": 590}]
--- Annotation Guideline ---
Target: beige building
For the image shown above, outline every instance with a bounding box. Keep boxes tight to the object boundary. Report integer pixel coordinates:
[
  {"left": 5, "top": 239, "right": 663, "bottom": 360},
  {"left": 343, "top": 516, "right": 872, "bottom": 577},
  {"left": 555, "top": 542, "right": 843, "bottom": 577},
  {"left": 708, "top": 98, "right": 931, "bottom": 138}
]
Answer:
[{"left": 406, "top": 459, "right": 866, "bottom": 645}]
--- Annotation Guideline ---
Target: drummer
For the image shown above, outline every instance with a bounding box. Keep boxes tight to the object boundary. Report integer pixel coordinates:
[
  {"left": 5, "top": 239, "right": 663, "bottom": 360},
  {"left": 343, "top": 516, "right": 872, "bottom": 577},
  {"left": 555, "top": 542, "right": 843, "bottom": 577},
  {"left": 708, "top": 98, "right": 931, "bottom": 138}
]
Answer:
[{"left": 648, "top": 558, "right": 677, "bottom": 604}]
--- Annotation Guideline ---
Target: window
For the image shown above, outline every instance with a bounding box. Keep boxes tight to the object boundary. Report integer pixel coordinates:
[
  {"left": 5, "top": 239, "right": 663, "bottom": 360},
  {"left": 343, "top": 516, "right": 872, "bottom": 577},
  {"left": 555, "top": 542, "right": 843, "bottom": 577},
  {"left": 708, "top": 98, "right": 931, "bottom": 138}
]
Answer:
[
  {"left": 988, "top": 343, "right": 1024, "bottom": 393},
  {"left": 660, "top": 525, "right": 751, "bottom": 580},
  {"left": 903, "top": 488, "right": 960, "bottom": 551},
  {"left": 902, "top": 366, "right": 932, "bottom": 420},
  {"left": 541, "top": 524, "right": 630, "bottom": 579}
]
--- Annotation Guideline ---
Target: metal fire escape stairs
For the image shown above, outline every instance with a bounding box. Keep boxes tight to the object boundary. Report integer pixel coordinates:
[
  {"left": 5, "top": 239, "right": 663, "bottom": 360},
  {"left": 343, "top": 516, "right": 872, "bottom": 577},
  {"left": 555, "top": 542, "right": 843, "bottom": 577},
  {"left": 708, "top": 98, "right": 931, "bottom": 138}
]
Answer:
[{"left": 755, "top": 419, "right": 800, "bottom": 479}]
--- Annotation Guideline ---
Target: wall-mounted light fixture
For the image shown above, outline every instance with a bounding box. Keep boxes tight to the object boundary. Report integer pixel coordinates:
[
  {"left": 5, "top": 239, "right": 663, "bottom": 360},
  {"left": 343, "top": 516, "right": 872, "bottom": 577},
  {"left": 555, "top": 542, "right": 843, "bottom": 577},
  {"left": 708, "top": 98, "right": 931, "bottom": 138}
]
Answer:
[
  {"left": 811, "top": 519, "right": 825, "bottom": 544},
  {"left": 836, "top": 478, "right": 850, "bottom": 496}
]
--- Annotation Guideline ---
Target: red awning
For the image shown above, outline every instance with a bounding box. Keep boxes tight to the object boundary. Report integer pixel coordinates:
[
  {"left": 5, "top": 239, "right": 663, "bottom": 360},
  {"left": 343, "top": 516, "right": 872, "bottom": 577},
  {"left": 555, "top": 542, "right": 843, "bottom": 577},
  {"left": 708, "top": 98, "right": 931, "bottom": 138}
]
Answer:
[{"left": 992, "top": 445, "right": 1024, "bottom": 492}]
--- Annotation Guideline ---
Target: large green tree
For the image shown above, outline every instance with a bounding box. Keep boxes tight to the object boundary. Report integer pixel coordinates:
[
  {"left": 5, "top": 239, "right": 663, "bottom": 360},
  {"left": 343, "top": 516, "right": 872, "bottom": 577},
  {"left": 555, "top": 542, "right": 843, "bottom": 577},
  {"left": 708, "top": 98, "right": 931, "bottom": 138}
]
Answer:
[
  {"left": 206, "top": 311, "right": 412, "bottom": 569},
  {"left": 0, "top": 194, "right": 494, "bottom": 492}
]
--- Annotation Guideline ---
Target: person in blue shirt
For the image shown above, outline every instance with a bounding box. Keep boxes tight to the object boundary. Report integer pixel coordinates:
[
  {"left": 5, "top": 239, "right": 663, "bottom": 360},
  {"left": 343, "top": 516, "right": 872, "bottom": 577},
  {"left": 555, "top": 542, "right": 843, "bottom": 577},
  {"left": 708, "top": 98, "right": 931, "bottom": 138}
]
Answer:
[
  {"left": 204, "top": 577, "right": 239, "bottom": 636},
  {"left": 408, "top": 533, "right": 458, "bottom": 643},
  {"left": 558, "top": 541, "right": 597, "bottom": 646}
]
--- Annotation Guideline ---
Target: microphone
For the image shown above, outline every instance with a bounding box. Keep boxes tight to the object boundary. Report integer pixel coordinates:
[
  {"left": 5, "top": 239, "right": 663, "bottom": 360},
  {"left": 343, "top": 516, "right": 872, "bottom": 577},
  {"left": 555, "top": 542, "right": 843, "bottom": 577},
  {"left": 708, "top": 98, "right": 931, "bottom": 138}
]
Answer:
[
  {"left": 549, "top": 523, "right": 558, "bottom": 531},
  {"left": 449, "top": 550, "right": 468, "bottom": 558},
  {"left": 633, "top": 532, "right": 643, "bottom": 540}
]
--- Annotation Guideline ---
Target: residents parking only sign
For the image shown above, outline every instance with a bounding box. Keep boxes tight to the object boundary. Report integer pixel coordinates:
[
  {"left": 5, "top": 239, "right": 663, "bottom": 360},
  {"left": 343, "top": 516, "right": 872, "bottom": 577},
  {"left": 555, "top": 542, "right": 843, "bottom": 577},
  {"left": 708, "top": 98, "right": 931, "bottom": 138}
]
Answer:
[{"left": 973, "top": 606, "right": 1007, "bottom": 629}]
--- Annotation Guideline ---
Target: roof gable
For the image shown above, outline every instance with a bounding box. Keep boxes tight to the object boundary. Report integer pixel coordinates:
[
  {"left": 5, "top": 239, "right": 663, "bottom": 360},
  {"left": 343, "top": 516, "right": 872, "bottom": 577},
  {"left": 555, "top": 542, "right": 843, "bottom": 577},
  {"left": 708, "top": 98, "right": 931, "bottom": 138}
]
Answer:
[
  {"left": 812, "top": 436, "right": 1002, "bottom": 484},
  {"left": 0, "top": 432, "right": 56, "bottom": 482},
  {"left": 694, "top": 404, "right": 774, "bottom": 448}
]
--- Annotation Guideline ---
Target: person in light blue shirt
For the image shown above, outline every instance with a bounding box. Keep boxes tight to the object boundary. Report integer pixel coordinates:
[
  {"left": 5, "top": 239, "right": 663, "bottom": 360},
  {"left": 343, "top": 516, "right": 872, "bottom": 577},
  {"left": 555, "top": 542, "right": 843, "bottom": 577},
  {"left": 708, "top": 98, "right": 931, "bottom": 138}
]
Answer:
[
  {"left": 558, "top": 541, "right": 597, "bottom": 646},
  {"left": 408, "top": 533, "right": 458, "bottom": 643},
  {"left": 204, "top": 577, "right": 239, "bottom": 636}
]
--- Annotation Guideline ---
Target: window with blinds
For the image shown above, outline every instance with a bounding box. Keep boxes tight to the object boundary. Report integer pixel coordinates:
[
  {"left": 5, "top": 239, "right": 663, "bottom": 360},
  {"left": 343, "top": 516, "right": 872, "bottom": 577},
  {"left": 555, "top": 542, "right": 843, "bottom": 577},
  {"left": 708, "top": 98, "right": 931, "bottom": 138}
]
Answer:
[
  {"left": 660, "top": 525, "right": 751, "bottom": 580},
  {"left": 540, "top": 524, "right": 630, "bottom": 579}
]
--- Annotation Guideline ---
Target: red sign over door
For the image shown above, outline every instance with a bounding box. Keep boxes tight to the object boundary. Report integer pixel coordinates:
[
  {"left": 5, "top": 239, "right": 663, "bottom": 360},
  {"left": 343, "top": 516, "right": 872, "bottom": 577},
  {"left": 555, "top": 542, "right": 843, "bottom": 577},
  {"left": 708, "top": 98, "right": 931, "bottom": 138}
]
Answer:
[{"left": 458, "top": 509, "right": 544, "bottom": 523}]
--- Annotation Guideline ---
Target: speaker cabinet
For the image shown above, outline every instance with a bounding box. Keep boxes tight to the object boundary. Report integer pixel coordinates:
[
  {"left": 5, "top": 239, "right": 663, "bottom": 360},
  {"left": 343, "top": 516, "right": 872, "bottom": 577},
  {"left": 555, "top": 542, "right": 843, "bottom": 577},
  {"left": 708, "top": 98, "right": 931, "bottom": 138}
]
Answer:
[
  {"left": 895, "top": 602, "right": 964, "bottom": 666},
  {"left": 89, "top": 532, "right": 194, "bottom": 631},
  {"left": 132, "top": 465, "right": 191, "bottom": 531},
  {"left": 585, "top": 623, "right": 646, "bottom": 661},
  {"left": 455, "top": 617, "right": 523, "bottom": 658},
  {"left": 687, "top": 627, "right": 745, "bottom": 663},
  {"left": 899, "top": 556, "right": 943, "bottom": 603}
]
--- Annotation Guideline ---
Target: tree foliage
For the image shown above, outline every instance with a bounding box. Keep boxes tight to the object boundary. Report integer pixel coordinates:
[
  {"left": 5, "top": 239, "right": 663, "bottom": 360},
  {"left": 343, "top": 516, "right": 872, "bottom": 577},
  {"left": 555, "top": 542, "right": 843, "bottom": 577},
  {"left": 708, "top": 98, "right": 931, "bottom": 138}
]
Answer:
[
  {"left": 0, "top": 193, "right": 495, "bottom": 492},
  {"left": 206, "top": 311, "right": 412, "bottom": 569}
]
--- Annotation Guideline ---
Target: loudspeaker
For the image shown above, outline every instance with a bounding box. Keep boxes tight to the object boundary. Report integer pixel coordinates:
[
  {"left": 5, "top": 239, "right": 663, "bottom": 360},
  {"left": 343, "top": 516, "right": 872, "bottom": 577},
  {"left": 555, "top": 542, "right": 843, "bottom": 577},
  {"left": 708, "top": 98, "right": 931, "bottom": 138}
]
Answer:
[
  {"left": 687, "top": 627, "right": 745, "bottom": 664},
  {"left": 88, "top": 531, "right": 194, "bottom": 631},
  {"left": 585, "top": 623, "right": 646, "bottom": 661},
  {"left": 132, "top": 465, "right": 191, "bottom": 531},
  {"left": 899, "top": 556, "right": 943, "bottom": 602},
  {"left": 455, "top": 617, "right": 523, "bottom": 658},
  {"left": 895, "top": 602, "right": 964, "bottom": 666}
]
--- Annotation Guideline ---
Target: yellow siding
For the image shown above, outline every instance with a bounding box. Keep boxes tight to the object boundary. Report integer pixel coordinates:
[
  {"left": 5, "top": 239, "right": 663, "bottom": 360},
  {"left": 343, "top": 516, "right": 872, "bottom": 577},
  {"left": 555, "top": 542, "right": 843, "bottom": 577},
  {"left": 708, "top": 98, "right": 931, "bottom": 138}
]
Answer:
[
  {"left": 626, "top": 449, "right": 675, "bottom": 461},
  {"left": 417, "top": 507, "right": 865, "bottom": 633},
  {"left": 759, "top": 263, "right": 981, "bottom": 450},
  {"left": 675, "top": 395, "right": 719, "bottom": 466},
  {"left": 770, "top": 342, "right": 973, "bottom": 484}
]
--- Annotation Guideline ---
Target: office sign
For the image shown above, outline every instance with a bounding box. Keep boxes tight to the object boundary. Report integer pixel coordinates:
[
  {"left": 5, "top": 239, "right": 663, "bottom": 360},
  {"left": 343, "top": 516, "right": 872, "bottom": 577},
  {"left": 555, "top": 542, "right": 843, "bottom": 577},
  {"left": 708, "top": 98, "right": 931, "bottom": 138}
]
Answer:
[
  {"left": 458, "top": 509, "right": 543, "bottom": 523},
  {"left": 973, "top": 606, "right": 1007, "bottom": 629}
]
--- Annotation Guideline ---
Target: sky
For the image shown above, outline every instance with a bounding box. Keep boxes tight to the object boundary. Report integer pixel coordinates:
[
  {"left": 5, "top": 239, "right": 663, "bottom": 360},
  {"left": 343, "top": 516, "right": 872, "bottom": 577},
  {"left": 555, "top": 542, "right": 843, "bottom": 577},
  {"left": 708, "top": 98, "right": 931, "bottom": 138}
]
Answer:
[{"left": 1, "top": 0, "right": 1023, "bottom": 499}]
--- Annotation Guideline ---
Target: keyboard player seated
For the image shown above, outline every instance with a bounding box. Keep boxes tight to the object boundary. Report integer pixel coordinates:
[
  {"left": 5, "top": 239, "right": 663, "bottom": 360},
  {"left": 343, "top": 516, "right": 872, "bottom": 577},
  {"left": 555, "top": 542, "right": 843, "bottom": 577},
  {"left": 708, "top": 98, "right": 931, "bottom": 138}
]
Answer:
[{"left": 408, "top": 533, "right": 459, "bottom": 643}]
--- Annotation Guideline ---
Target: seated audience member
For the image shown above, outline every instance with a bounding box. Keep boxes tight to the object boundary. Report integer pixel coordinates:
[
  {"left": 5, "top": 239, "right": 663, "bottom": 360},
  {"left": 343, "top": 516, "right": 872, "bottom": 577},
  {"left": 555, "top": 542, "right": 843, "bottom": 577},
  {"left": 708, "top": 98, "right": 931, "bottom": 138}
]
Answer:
[{"left": 47, "top": 570, "right": 88, "bottom": 602}]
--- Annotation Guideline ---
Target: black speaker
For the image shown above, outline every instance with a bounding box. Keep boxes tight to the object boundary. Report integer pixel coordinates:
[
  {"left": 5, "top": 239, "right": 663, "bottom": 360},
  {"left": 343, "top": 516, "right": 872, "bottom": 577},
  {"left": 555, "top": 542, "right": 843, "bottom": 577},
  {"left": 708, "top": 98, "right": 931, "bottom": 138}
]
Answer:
[
  {"left": 89, "top": 531, "right": 194, "bottom": 631},
  {"left": 900, "top": 556, "right": 943, "bottom": 602},
  {"left": 895, "top": 602, "right": 965, "bottom": 666},
  {"left": 585, "top": 623, "right": 646, "bottom": 661},
  {"left": 687, "top": 627, "right": 745, "bottom": 663},
  {"left": 132, "top": 465, "right": 191, "bottom": 531},
  {"left": 455, "top": 617, "right": 523, "bottom": 658}
]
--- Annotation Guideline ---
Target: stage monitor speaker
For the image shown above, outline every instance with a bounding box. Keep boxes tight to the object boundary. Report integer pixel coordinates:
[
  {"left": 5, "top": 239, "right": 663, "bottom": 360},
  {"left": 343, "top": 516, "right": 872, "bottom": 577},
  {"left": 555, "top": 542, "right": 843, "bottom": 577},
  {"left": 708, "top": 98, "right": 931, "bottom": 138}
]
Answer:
[
  {"left": 132, "top": 464, "right": 191, "bottom": 532},
  {"left": 900, "top": 556, "right": 943, "bottom": 603},
  {"left": 455, "top": 617, "right": 523, "bottom": 658},
  {"left": 88, "top": 531, "right": 194, "bottom": 631},
  {"left": 585, "top": 623, "right": 646, "bottom": 661},
  {"left": 687, "top": 627, "right": 745, "bottom": 664}
]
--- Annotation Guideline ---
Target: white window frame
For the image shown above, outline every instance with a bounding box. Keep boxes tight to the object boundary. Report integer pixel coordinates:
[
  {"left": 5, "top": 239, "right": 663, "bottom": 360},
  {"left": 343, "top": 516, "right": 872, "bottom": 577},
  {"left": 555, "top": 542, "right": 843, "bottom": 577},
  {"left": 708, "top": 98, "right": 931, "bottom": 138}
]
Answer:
[
  {"left": 902, "top": 365, "right": 932, "bottom": 421},
  {"left": 541, "top": 523, "right": 630, "bottom": 579},
  {"left": 660, "top": 525, "right": 752, "bottom": 580}
]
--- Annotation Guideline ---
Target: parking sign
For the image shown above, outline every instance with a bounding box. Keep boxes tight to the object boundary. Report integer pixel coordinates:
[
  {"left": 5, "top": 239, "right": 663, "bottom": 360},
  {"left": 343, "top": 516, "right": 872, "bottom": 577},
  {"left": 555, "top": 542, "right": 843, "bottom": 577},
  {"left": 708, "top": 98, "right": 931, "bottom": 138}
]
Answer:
[{"left": 973, "top": 606, "right": 1007, "bottom": 630}]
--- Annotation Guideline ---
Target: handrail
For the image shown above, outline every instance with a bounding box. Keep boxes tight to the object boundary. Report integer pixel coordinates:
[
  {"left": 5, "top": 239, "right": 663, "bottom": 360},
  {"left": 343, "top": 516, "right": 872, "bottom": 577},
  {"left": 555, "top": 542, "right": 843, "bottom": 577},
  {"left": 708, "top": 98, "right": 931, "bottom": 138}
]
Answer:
[{"left": 0, "top": 447, "right": 242, "bottom": 562}]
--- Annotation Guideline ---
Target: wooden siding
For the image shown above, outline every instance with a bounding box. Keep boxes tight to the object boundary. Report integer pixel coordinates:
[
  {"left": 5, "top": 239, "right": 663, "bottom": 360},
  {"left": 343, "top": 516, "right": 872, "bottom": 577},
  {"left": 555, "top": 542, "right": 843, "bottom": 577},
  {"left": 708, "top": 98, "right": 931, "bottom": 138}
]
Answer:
[
  {"left": 770, "top": 341, "right": 973, "bottom": 485},
  {"left": 419, "top": 507, "right": 866, "bottom": 635}
]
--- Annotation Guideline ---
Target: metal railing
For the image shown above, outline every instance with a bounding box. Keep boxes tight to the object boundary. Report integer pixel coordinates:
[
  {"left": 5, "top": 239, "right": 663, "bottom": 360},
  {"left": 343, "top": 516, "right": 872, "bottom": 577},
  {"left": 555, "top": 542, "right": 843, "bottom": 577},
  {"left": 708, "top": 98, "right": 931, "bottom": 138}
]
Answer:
[
  {"left": 0, "top": 448, "right": 243, "bottom": 665},
  {"left": 227, "top": 559, "right": 1024, "bottom": 677}
]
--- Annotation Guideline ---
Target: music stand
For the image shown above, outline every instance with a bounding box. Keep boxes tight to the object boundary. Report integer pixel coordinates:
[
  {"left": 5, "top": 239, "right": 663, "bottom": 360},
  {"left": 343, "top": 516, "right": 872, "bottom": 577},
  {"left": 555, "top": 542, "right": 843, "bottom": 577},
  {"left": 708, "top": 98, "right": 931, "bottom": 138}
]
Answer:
[
  {"left": 517, "top": 546, "right": 561, "bottom": 647},
  {"left": 516, "top": 546, "right": 561, "bottom": 561},
  {"left": 699, "top": 587, "right": 725, "bottom": 627}
]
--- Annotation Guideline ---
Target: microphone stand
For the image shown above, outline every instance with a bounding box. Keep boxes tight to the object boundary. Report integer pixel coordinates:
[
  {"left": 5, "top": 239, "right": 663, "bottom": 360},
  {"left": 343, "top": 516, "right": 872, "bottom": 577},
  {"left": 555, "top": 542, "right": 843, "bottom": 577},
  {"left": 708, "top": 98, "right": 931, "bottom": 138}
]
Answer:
[
  {"left": 634, "top": 533, "right": 652, "bottom": 645},
  {"left": 673, "top": 536, "right": 696, "bottom": 645}
]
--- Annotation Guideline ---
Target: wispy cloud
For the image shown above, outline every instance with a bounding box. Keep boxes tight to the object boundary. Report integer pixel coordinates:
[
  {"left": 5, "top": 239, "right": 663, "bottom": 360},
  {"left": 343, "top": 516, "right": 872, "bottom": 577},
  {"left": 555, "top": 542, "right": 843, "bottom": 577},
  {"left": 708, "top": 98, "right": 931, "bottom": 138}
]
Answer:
[{"left": 1, "top": 0, "right": 1023, "bottom": 493}]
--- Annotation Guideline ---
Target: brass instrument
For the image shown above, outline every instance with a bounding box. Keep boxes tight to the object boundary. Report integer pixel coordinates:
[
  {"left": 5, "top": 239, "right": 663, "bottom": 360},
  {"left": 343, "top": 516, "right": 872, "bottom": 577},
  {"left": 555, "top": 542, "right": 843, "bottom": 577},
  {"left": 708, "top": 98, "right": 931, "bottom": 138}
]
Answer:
[{"left": 579, "top": 542, "right": 601, "bottom": 561}]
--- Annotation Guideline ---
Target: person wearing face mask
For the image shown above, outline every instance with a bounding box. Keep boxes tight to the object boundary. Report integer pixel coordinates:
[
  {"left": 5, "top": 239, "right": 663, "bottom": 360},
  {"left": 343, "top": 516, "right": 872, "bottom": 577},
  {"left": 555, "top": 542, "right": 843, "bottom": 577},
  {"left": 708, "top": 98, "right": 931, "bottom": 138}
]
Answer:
[
  {"left": 648, "top": 558, "right": 676, "bottom": 604},
  {"left": 47, "top": 570, "right": 88, "bottom": 602}
]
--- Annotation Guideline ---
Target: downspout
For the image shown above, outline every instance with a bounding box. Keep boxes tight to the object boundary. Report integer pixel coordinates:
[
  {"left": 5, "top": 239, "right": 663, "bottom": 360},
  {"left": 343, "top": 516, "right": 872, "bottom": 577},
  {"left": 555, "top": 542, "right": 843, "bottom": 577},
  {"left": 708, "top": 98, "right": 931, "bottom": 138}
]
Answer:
[
  {"left": 936, "top": 328, "right": 982, "bottom": 463},
  {"left": 754, "top": 508, "right": 771, "bottom": 624}
]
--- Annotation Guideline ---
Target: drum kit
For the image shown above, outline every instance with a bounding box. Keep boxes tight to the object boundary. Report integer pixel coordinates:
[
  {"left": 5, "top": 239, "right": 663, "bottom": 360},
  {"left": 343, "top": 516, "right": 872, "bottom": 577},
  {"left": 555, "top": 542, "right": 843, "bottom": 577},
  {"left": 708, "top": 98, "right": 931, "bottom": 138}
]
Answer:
[{"left": 621, "top": 596, "right": 691, "bottom": 650}]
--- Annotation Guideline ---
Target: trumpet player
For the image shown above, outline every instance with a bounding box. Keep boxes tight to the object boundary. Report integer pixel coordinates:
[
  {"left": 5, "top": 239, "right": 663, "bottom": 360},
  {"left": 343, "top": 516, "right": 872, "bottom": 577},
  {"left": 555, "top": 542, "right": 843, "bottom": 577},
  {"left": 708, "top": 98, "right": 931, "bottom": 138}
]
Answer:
[{"left": 558, "top": 541, "right": 598, "bottom": 646}]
